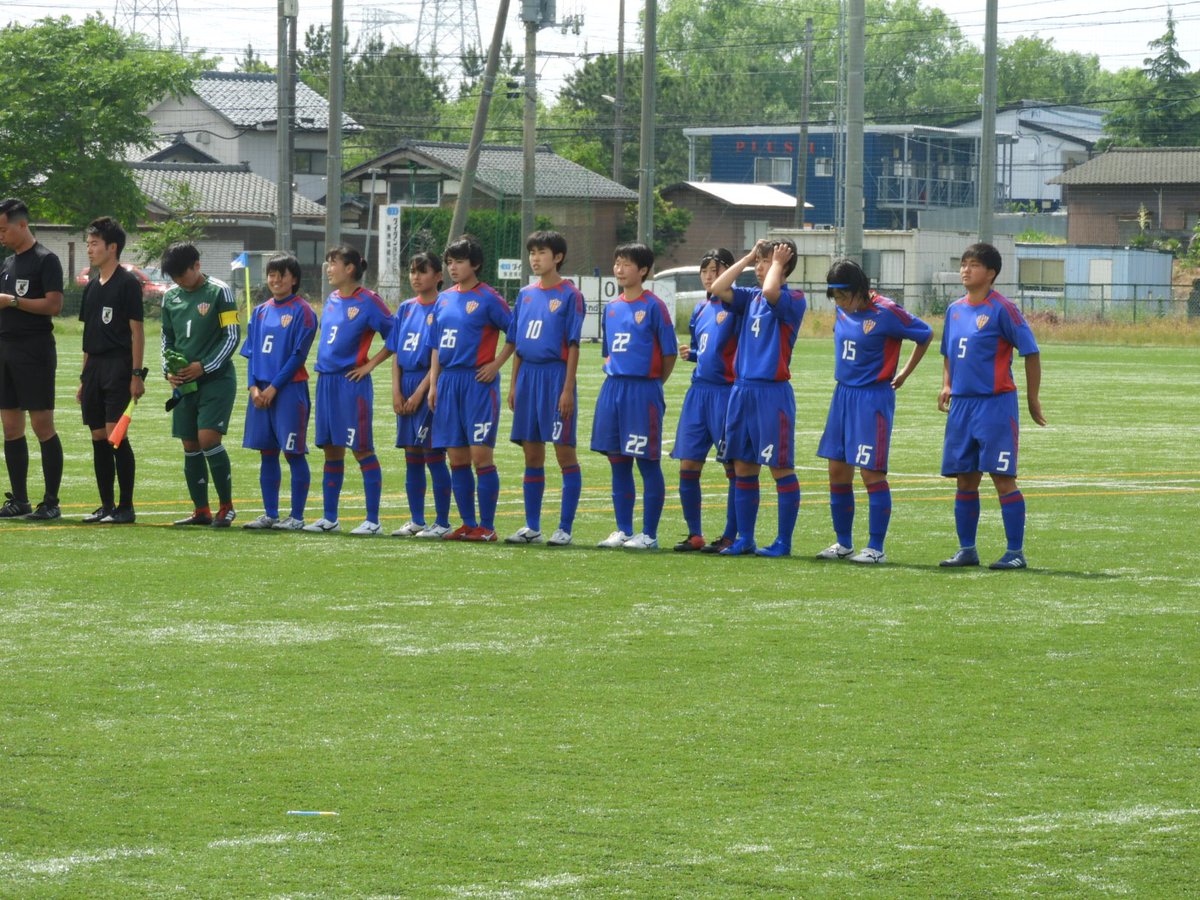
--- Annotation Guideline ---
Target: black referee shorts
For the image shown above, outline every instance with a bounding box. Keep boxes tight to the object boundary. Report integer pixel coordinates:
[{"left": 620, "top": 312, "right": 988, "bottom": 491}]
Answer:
[
  {"left": 80, "top": 353, "right": 132, "bottom": 429},
  {"left": 0, "top": 334, "right": 57, "bottom": 412}
]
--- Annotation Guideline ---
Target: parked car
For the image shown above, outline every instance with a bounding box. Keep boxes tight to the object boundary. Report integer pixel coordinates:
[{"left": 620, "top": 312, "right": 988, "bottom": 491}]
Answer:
[{"left": 75, "top": 263, "right": 172, "bottom": 301}]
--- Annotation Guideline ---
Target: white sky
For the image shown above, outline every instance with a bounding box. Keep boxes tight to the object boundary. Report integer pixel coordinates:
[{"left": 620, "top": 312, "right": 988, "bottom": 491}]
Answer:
[{"left": 5, "top": 0, "right": 1199, "bottom": 99}]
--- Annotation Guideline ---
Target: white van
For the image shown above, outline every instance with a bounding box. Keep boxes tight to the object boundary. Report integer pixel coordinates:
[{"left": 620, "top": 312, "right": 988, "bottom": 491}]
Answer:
[{"left": 648, "top": 266, "right": 760, "bottom": 328}]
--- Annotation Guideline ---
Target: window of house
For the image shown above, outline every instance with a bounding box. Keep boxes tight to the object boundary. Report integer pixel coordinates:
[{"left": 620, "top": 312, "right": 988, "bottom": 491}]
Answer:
[
  {"left": 754, "top": 157, "right": 792, "bottom": 185},
  {"left": 388, "top": 179, "right": 440, "bottom": 207},
  {"left": 814, "top": 157, "right": 833, "bottom": 177},
  {"left": 1018, "top": 258, "right": 1065, "bottom": 291},
  {"left": 293, "top": 149, "right": 328, "bottom": 175}
]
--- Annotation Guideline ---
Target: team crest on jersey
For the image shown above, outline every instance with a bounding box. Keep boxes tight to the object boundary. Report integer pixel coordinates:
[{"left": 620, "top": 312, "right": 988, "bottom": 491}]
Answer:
[
  {"left": 862, "top": 320, "right": 876, "bottom": 334},
  {"left": 280, "top": 314, "right": 293, "bottom": 328},
  {"left": 347, "top": 306, "right": 360, "bottom": 320},
  {"left": 101, "top": 306, "right": 113, "bottom": 325},
  {"left": 634, "top": 310, "right": 646, "bottom": 324},
  {"left": 716, "top": 311, "right": 728, "bottom": 324},
  {"left": 549, "top": 299, "right": 561, "bottom": 313},
  {"left": 14, "top": 279, "right": 29, "bottom": 297},
  {"left": 426, "top": 312, "right": 433, "bottom": 325},
  {"left": 197, "top": 302, "right": 210, "bottom": 316},
  {"left": 976, "top": 315, "right": 990, "bottom": 329},
  {"left": 466, "top": 301, "right": 479, "bottom": 314}
]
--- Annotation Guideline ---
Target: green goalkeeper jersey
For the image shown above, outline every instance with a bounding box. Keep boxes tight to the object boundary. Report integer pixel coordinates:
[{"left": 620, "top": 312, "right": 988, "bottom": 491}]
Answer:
[{"left": 161, "top": 275, "right": 241, "bottom": 382}]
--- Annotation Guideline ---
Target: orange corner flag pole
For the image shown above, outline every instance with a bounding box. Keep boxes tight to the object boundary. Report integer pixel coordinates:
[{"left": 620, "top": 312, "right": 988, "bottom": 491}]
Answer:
[{"left": 109, "top": 398, "right": 136, "bottom": 448}]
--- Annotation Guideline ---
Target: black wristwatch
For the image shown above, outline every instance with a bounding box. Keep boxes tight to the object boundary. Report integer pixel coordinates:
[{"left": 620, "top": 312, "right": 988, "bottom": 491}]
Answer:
[{"left": 133, "top": 367, "right": 149, "bottom": 379}]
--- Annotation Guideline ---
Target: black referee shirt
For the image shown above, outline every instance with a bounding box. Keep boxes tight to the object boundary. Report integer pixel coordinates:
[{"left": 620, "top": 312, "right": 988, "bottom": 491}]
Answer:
[
  {"left": 80, "top": 264, "right": 144, "bottom": 356},
  {"left": 0, "top": 242, "right": 64, "bottom": 338}
]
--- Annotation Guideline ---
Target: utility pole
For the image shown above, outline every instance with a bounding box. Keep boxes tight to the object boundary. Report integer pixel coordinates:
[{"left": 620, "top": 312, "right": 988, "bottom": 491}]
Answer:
[
  {"left": 450, "top": 0, "right": 512, "bottom": 240},
  {"left": 276, "top": 0, "right": 297, "bottom": 253},
  {"left": 613, "top": 0, "right": 624, "bottom": 184},
  {"left": 325, "top": 0, "right": 344, "bottom": 248},
  {"left": 794, "top": 17, "right": 812, "bottom": 230},
  {"left": 844, "top": 0, "right": 864, "bottom": 261},
  {"left": 637, "top": 0, "right": 656, "bottom": 248},
  {"left": 978, "top": 0, "right": 999, "bottom": 243},
  {"left": 522, "top": 16, "right": 538, "bottom": 280}
]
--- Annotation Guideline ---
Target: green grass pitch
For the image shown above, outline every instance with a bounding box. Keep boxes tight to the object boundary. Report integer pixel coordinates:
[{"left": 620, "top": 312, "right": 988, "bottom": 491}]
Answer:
[{"left": 2, "top": 321, "right": 1198, "bottom": 896}]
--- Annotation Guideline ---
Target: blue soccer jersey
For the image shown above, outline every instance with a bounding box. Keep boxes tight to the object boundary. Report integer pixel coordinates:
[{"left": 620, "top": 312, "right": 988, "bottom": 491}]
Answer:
[
  {"left": 241, "top": 294, "right": 318, "bottom": 389},
  {"left": 687, "top": 297, "right": 739, "bottom": 385},
  {"left": 940, "top": 290, "right": 1039, "bottom": 397},
  {"left": 509, "top": 279, "right": 587, "bottom": 363},
  {"left": 833, "top": 294, "right": 933, "bottom": 387},
  {"left": 314, "top": 287, "right": 394, "bottom": 374},
  {"left": 428, "top": 282, "right": 512, "bottom": 369},
  {"left": 386, "top": 296, "right": 438, "bottom": 372},
  {"left": 601, "top": 291, "right": 678, "bottom": 378},
  {"left": 727, "top": 285, "right": 806, "bottom": 382}
]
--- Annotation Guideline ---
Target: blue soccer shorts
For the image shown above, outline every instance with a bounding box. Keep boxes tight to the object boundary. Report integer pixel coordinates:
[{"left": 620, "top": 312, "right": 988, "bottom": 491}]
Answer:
[
  {"left": 243, "top": 380, "right": 311, "bottom": 453},
  {"left": 314, "top": 372, "right": 374, "bottom": 451},
  {"left": 816, "top": 382, "right": 895, "bottom": 472},
  {"left": 432, "top": 367, "right": 501, "bottom": 448},
  {"left": 590, "top": 375, "right": 665, "bottom": 459},
  {"left": 395, "top": 368, "right": 434, "bottom": 449},
  {"left": 723, "top": 380, "right": 796, "bottom": 469},
  {"left": 941, "top": 391, "right": 1021, "bottom": 477},
  {"left": 510, "top": 360, "right": 576, "bottom": 447},
  {"left": 670, "top": 379, "right": 731, "bottom": 462}
]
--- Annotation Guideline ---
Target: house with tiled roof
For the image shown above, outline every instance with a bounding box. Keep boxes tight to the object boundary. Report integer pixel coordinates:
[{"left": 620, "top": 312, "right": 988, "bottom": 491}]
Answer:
[
  {"left": 342, "top": 140, "right": 638, "bottom": 278},
  {"left": 147, "top": 71, "right": 362, "bottom": 203},
  {"left": 1049, "top": 147, "right": 1200, "bottom": 245}
]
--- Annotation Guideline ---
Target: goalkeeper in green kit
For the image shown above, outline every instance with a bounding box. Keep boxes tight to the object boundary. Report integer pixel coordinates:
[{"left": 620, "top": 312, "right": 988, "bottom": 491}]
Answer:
[{"left": 160, "top": 242, "right": 241, "bottom": 526}]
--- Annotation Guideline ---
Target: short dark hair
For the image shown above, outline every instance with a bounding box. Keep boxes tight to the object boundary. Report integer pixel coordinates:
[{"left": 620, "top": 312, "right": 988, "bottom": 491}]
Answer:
[
  {"left": 444, "top": 234, "right": 484, "bottom": 273},
  {"left": 326, "top": 244, "right": 368, "bottom": 280},
  {"left": 961, "top": 242, "right": 1002, "bottom": 278},
  {"left": 409, "top": 251, "right": 444, "bottom": 289},
  {"left": 161, "top": 242, "right": 200, "bottom": 278},
  {"left": 0, "top": 198, "right": 30, "bottom": 224},
  {"left": 265, "top": 252, "right": 302, "bottom": 285},
  {"left": 825, "top": 258, "right": 870, "bottom": 299},
  {"left": 756, "top": 238, "right": 798, "bottom": 278},
  {"left": 526, "top": 230, "right": 568, "bottom": 267},
  {"left": 614, "top": 241, "right": 655, "bottom": 275},
  {"left": 700, "top": 247, "right": 735, "bottom": 270},
  {"left": 86, "top": 217, "right": 126, "bottom": 258}
]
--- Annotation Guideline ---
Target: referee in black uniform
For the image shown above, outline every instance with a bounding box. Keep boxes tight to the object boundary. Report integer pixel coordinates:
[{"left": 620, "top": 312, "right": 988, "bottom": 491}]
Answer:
[
  {"left": 77, "top": 217, "right": 146, "bottom": 523},
  {"left": 0, "top": 198, "right": 65, "bottom": 520}
]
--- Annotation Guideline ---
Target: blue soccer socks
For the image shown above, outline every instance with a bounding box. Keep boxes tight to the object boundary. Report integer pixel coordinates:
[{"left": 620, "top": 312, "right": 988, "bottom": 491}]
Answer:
[
  {"left": 559, "top": 463, "right": 582, "bottom": 533},
  {"left": 405, "top": 452, "right": 427, "bottom": 525},
  {"left": 450, "top": 463, "right": 478, "bottom": 529},
  {"left": 322, "top": 459, "right": 345, "bottom": 522},
  {"left": 733, "top": 475, "right": 761, "bottom": 547},
  {"left": 523, "top": 466, "right": 545, "bottom": 533},
  {"left": 722, "top": 465, "right": 738, "bottom": 541},
  {"left": 679, "top": 468, "right": 703, "bottom": 537},
  {"left": 259, "top": 449, "right": 282, "bottom": 519},
  {"left": 773, "top": 473, "right": 800, "bottom": 551},
  {"left": 358, "top": 454, "right": 383, "bottom": 524},
  {"left": 866, "top": 480, "right": 892, "bottom": 553},
  {"left": 829, "top": 481, "right": 855, "bottom": 549},
  {"left": 477, "top": 464, "right": 500, "bottom": 531},
  {"left": 999, "top": 489, "right": 1026, "bottom": 552},
  {"left": 609, "top": 455, "right": 636, "bottom": 536},
  {"left": 426, "top": 452, "right": 451, "bottom": 528},
  {"left": 954, "top": 490, "right": 981, "bottom": 550},
  {"left": 636, "top": 457, "right": 665, "bottom": 540},
  {"left": 285, "top": 452, "right": 309, "bottom": 520}
]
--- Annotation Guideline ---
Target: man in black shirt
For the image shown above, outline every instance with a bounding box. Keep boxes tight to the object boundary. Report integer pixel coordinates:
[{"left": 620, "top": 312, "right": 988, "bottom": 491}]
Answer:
[
  {"left": 77, "top": 217, "right": 146, "bottom": 523},
  {"left": 0, "top": 198, "right": 65, "bottom": 519}
]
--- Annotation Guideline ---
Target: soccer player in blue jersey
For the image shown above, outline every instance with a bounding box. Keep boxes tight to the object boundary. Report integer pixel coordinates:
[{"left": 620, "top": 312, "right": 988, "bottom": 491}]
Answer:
[
  {"left": 504, "top": 230, "right": 586, "bottom": 546},
  {"left": 708, "top": 239, "right": 806, "bottom": 557},
  {"left": 427, "top": 235, "right": 514, "bottom": 543},
  {"left": 590, "top": 242, "right": 678, "bottom": 550},
  {"left": 387, "top": 252, "right": 452, "bottom": 538},
  {"left": 938, "top": 242, "right": 1045, "bottom": 569},
  {"left": 671, "top": 248, "right": 740, "bottom": 553},
  {"left": 240, "top": 253, "right": 318, "bottom": 531},
  {"left": 815, "top": 258, "right": 932, "bottom": 564},
  {"left": 303, "top": 245, "right": 394, "bottom": 535}
]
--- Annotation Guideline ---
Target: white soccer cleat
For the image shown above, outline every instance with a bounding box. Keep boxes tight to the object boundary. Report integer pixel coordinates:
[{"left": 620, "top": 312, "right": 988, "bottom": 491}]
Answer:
[
  {"left": 547, "top": 528, "right": 572, "bottom": 547},
  {"left": 349, "top": 520, "right": 382, "bottom": 536},
  {"left": 597, "top": 530, "right": 633, "bottom": 548},
  {"left": 850, "top": 547, "right": 886, "bottom": 564},
  {"left": 505, "top": 526, "right": 543, "bottom": 544},
  {"left": 302, "top": 518, "right": 341, "bottom": 533},
  {"left": 391, "top": 520, "right": 425, "bottom": 537},
  {"left": 415, "top": 522, "right": 451, "bottom": 539},
  {"left": 242, "top": 514, "right": 278, "bottom": 530},
  {"left": 272, "top": 516, "right": 305, "bottom": 531},
  {"left": 816, "top": 542, "right": 854, "bottom": 560},
  {"left": 622, "top": 533, "right": 659, "bottom": 551}
]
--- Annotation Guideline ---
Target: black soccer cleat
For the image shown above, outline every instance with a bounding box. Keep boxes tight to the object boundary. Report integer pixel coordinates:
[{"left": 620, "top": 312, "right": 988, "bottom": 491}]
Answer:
[
  {"left": 25, "top": 499, "right": 61, "bottom": 521},
  {"left": 0, "top": 492, "right": 32, "bottom": 518}
]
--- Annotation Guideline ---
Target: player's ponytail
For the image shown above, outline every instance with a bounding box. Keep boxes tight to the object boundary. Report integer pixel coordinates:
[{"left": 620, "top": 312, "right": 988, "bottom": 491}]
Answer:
[{"left": 326, "top": 244, "right": 368, "bottom": 281}]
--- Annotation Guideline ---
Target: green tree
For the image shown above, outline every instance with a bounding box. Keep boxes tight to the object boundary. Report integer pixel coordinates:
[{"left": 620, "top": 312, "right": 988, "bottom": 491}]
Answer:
[
  {"left": 616, "top": 190, "right": 692, "bottom": 259},
  {"left": 134, "top": 181, "right": 210, "bottom": 268},
  {"left": 0, "top": 16, "right": 204, "bottom": 228},
  {"left": 234, "top": 44, "right": 273, "bottom": 74},
  {"left": 1102, "top": 10, "right": 1200, "bottom": 146},
  {"left": 346, "top": 38, "right": 446, "bottom": 153},
  {"left": 996, "top": 36, "right": 1106, "bottom": 107}
]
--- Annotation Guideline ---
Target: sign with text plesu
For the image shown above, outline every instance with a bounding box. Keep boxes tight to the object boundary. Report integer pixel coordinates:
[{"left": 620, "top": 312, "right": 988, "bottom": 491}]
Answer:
[{"left": 497, "top": 258, "right": 523, "bottom": 281}]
